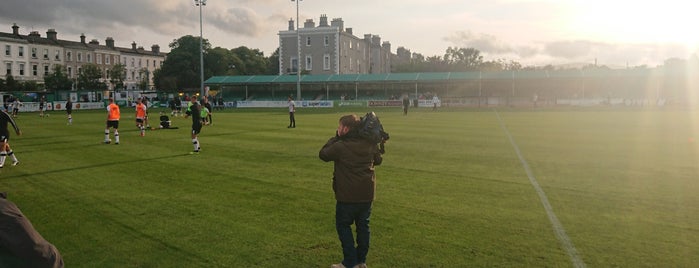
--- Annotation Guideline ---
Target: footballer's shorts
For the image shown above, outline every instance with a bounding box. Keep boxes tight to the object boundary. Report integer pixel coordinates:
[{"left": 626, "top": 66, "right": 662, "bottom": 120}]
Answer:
[
  {"left": 0, "top": 130, "right": 9, "bottom": 143},
  {"left": 192, "top": 123, "right": 202, "bottom": 135},
  {"left": 106, "top": 120, "right": 119, "bottom": 129}
]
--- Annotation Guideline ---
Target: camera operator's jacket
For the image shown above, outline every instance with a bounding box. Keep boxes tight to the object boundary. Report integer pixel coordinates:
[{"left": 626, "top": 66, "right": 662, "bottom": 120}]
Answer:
[{"left": 319, "top": 136, "right": 383, "bottom": 203}]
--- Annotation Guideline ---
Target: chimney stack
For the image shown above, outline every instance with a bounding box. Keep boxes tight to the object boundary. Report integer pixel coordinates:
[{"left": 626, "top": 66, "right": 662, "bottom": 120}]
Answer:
[
  {"left": 132, "top": 41, "right": 137, "bottom": 50},
  {"left": 80, "top": 34, "right": 86, "bottom": 44},
  {"left": 12, "top": 23, "right": 19, "bottom": 35},
  {"left": 89, "top": 39, "right": 99, "bottom": 45},
  {"left": 303, "top": 19, "right": 315, "bottom": 28},
  {"left": 319, "top": 14, "right": 329, "bottom": 27},
  {"left": 106, "top": 37, "right": 115, "bottom": 48},
  {"left": 47, "top": 29, "right": 57, "bottom": 41},
  {"left": 331, "top": 18, "right": 344, "bottom": 32},
  {"left": 152, "top": 44, "right": 160, "bottom": 54},
  {"left": 288, "top": 18, "right": 294, "bottom": 31},
  {"left": 346, "top": 28, "right": 353, "bottom": 35}
]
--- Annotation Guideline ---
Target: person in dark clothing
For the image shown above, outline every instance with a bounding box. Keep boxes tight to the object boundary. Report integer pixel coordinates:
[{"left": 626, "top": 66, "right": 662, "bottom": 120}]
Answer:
[
  {"left": 0, "top": 110, "right": 21, "bottom": 168},
  {"left": 65, "top": 99, "right": 73, "bottom": 125},
  {"left": 202, "top": 97, "right": 213, "bottom": 125},
  {"left": 402, "top": 96, "right": 410, "bottom": 115},
  {"left": 0, "top": 192, "right": 64, "bottom": 267},
  {"left": 319, "top": 114, "right": 383, "bottom": 268},
  {"left": 185, "top": 98, "right": 202, "bottom": 153}
]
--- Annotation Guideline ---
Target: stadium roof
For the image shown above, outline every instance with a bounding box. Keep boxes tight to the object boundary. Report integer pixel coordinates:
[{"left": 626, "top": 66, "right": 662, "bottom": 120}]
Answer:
[{"left": 205, "top": 69, "right": 680, "bottom": 86}]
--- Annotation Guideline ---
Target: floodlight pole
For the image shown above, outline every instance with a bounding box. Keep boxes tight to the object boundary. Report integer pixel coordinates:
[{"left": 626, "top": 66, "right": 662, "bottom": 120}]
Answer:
[
  {"left": 292, "top": 0, "right": 302, "bottom": 100},
  {"left": 196, "top": 0, "right": 206, "bottom": 97}
]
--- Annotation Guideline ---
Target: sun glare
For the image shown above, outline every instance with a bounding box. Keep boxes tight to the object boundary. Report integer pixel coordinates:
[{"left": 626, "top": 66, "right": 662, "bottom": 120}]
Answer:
[{"left": 568, "top": 1, "right": 698, "bottom": 47}]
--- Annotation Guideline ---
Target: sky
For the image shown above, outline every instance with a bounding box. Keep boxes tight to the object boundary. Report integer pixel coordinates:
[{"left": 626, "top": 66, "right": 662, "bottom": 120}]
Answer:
[{"left": 1, "top": 0, "right": 697, "bottom": 68}]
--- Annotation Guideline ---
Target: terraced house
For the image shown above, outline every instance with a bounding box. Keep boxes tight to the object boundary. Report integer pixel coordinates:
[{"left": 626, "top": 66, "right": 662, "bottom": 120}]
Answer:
[{"left": 0, "top": 23, "right": 166, "bottom": 90}]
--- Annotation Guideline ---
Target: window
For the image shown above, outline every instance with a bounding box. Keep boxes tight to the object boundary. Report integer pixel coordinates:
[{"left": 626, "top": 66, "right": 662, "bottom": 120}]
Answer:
[
  {"left": 68, "top": 66, "right": 72, "bottom": 78},
  {"left": 18, "top": 47, "right": 24, "bottom": 57},
  {"left": 78, "top": 67, "right": 82, "bottom": 75},
  {"left": 349, "top": 41, "right": 352, "bottom": 49},
  {"left": 31, "top": 48, "right": 37, "bottom": 58},
  {"left": 44, "top": 65, "right": 49, "bottom": 76},
  {"left": 306, "top": 36, "right": 311, "bottom": 46},
  {"left": 131, "top": 58, "right": 134, "bottom": 67},
  {"left": 305, "top": 56, "right": 312, "bottom": 70},
  {"left": 77, "top": 53, "right": 82, "bottom": 62},
  {"left": 19, "top": 63, "right": 24, "bottom": 76},
  {"left": 290, "top": 57, "right": 298, "bottom": 73},
  {"left": 323, "top": 54, "right": 330, "bottom": 70},
  {"left": 349, "top": 57, "right": 353, "bottom": 71},
  {"left": 138, "top": 58, "right": 142, "bottom": 68},
  {"left": 87, "top": 53, "right": 92, "bottom": 63},
  {"left": 55, "top": 50, "right": 60, "bottom": 60},
  {"left": 32, "top": 64, "right": 38, "bottom": 76},
  {"left": 324, "top": 36, "right": 329, "bottom": 46},
  {"left": 5, "top": 62, "right": 11, "bottom": 75},
  {"left": 105, "top": 55, "right": 110, "bottom": 64},
  {"left": 43, "top": 49, "right": 49, "bottom": 59},
  {"left": 5, "top": 45, "right": 10, "bottom": 56},
  {"left": 67, "top": 51, "right": 72, "bottom": 61},
  {"left": 97, "top": 54, "right": 102, "bottom": 64}
]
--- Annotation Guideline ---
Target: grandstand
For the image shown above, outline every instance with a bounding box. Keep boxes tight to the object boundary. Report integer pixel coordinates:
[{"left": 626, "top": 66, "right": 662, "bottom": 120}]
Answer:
[{"left": 205, "top": 69, "right": 699, "bottom": 107}]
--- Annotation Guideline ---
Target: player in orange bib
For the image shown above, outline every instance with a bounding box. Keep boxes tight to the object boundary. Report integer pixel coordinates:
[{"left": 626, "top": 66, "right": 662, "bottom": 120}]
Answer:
[
  {"left": 104, "top": 98, "right": 120, "bottom": 144},
  {"left": 135, "top": 99, "right": 147, "bottom": 136}
]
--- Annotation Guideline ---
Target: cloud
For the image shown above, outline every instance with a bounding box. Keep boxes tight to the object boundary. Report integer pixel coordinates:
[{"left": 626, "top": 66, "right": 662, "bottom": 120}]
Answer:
[
  {"left": 207, "top": 7, "right": 267, "bottom": 37},
  {"left": 444, "top": 30, "right": 513, "bottom": 54}
]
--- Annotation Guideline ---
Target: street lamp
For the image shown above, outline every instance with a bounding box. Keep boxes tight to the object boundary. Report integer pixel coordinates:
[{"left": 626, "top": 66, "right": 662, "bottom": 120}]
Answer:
[
  {"left": 195, "top": 0, "right": 206, "bottom": 98},
  {"left": 291, "top": 0, "right": 302, "bottom": 100}
]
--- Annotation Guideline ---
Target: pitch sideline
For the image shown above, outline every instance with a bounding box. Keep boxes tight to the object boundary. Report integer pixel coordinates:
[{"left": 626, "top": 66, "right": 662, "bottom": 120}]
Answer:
[{"left": 494, "top": 109, "right": 586, "bottom": 268}]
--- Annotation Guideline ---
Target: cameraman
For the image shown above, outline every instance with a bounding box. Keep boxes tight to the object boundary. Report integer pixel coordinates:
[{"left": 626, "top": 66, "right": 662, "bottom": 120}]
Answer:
[{"left": 319, "top": 114, "right": 383, "bottom": 268}]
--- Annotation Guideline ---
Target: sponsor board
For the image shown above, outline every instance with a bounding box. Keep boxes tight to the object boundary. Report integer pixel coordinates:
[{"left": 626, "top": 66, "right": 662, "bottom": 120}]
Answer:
[
  {"left": 236, "top": 100, "right": 333, "bottom": 108},
  {"left": 368, "top": 100, "right": 403, "bottom": 107},
  {"left": 53, "top": 102, "right": 105, "bottom": 110},
  {"left": 337, "top": 101, "right": 366, "bottom": 107},
  {"left": 301, "top": 101, "right": 333, "bottom": 108}
]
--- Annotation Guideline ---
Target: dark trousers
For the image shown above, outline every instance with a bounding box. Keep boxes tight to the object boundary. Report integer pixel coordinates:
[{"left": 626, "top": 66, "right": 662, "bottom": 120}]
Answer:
[
  {"left": 288, "top": 112, "right": 296, "bottom": 127},
  {"left": 0, "top": 195, "right": 64, "bottom": 267},
  {"left": 336, "top": 202, "right": 372, "bottom": 268}
]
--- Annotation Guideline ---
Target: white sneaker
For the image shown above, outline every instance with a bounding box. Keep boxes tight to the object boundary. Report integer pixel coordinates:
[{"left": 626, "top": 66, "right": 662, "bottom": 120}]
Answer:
[
  {"left": 12, "top": 161, "right": 19, "bottom": 166},
  {"left": 331, "top": 264, "right": 346, "bottom": 268}
]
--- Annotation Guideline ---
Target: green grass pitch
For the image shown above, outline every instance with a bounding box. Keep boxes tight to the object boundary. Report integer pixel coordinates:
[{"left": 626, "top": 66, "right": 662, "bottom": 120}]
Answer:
[{"left": 1, "top": 106, "right": 698, "bottom": 267}]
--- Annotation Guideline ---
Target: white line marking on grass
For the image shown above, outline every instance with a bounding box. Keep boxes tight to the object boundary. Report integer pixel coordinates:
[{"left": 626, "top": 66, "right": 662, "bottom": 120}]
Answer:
[{"left": 494, "top": 110, "right": 586, "bottom": 268}]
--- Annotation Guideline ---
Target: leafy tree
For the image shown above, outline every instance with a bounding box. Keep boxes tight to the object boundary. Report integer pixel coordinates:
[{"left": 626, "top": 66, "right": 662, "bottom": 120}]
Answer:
[
  {"left": 44, "top": 64, "right": 73, "bottom": 91},
  {"left": 4, "top": 74, "right": 19, "bottom": 91},
  {"left": 444, "top": 47, "right": 483, "bottom": 71},
  {"left": 77, "top": 64, "right": 106, "bottom": 90},
  {"left": 21, "top": 81, "right": 40, "bottom": 91},
  {"left": 266, "top": 48, "right": 280, "bottom": 75},
  {"left": 206, "top": 47, "right": 239, "bottom": 76},
  {"left": 155, "top": 35, "right": 211, "bottom": 92},
  {"left": 231, "top": 46, "right": 268, "bottom": 75},
  {"left": 138, "top": 68, "right": 150, "bottom": 90},
  {"left": 109, "top": 64, "right": 126, "bottom": 90}
]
